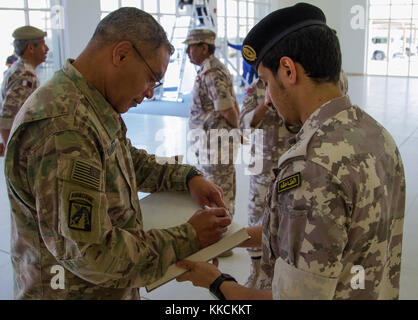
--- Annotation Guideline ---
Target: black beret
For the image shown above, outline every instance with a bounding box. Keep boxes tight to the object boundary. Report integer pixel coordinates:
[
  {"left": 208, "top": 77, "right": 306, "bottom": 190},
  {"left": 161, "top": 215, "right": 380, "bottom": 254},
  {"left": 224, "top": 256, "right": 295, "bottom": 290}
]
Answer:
[{"left": 242, "top": 3, "right": 327, "bottom": 70}]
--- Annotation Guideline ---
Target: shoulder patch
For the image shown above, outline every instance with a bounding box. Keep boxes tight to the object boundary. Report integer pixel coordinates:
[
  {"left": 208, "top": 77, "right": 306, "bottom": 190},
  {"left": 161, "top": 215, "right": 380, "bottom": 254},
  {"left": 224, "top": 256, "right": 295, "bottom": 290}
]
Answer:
[
  {"left": 68, "top": 192, "right": 93, "bottom": 231},
  {"left": 278, "top": 173, "right": 301, "bottom": 194},
  {"left": 71, "top": 160, "right": 101, "bottom": 190},
  {"left": 22, "top": 80, "right": 33, "bottom": 88}
]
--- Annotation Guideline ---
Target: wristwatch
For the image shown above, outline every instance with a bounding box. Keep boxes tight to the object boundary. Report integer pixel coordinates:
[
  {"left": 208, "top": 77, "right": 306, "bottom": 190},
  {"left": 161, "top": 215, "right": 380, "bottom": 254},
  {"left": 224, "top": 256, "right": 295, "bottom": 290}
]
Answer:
[
  {"left": 209, "top": 273, "right": 237, "bottom": 300},
  {"left": 186, "top": 167, "right": 203, "bottom": 188}
]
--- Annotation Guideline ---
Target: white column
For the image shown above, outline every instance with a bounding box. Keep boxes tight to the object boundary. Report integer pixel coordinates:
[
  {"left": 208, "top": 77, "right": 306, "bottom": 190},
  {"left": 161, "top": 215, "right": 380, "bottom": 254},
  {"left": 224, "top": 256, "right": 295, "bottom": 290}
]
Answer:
[{"left": 62, "top": 0, "right": 101, "bottom": 59}]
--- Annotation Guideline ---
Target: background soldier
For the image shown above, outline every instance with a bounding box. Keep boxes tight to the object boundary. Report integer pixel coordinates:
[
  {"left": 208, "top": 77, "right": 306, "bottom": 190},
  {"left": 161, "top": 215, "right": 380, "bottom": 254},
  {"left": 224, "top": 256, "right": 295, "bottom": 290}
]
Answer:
[
  {"left": 4, "top": 8, "right": 231, "bottom": 299},
  {"left": 239, "top": 78, "right": 296, "bottom": 288},
  {"left": 186, "top": 29, "right": 240, "bottom": 257},
  {"left": 0, "top": 26, "right": 49, "bottom": 156},
  {"left": 176, "top": 3, "right": 405, "bottom": 300}
]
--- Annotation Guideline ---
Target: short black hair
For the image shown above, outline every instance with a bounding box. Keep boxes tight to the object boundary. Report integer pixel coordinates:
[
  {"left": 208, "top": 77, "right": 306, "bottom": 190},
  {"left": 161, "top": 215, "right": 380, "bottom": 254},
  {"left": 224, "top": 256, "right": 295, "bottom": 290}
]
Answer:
[{"left": 261, "top": 25, "right": 342, "bottom": 84}]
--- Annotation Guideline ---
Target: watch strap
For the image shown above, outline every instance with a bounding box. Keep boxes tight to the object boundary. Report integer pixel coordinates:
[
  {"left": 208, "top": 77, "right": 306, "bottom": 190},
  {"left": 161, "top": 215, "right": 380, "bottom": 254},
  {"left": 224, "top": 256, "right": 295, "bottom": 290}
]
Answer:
[{"left": 209, "top": 273, "right": 237, "bottom": 300}]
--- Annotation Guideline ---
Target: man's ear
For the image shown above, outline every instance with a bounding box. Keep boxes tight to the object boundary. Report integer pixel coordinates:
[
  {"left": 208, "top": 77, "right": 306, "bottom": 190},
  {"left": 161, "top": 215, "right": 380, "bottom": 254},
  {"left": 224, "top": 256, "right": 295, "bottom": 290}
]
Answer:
[
  {"left": 279, "top": 56, "right": 297, "bottom": 85},
  {"left": 112, "top": 41, "right": 132, "bottom": 66}
]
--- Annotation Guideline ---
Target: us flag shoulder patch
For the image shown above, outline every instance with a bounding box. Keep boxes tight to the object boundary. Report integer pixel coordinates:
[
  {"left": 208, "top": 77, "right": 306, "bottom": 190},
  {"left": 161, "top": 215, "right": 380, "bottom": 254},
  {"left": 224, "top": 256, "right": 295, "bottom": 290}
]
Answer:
[{"left": 71, "top": 160, "right": 101, "bottom": 190}]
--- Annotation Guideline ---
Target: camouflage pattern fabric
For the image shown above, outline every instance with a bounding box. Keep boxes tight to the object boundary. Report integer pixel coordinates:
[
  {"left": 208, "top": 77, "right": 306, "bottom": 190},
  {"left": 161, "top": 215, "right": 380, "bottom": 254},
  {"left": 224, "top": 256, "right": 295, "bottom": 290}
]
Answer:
[
  {"left": 4, "top": 59, "right": 200, "bottom": 300},
  {"left": 258, "top": 96, "right": 405, "bottom": 299},
  {"left": 0, "top": 58, "right": 39, "bottom": 130},
  {"left": 189, "top": 55, "right": 238, "bottom": 216},
  {"left": 239, "top": 79, "right": 295, "bottom": 261}
]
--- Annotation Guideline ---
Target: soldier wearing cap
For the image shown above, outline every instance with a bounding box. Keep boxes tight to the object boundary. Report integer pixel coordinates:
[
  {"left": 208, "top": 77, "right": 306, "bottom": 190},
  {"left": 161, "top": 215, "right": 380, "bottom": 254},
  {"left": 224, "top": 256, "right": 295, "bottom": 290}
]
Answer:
[
  {"left": 185, "top": 28, "right": 240, "bottom": 252},
  {"left": 177, "top": 3, "right": 405, "bottom": 300},
  {"left": 4, "top": 8, "right": 231, "bottom": 299},
  {"left": 0, "top": 26, "right": 49, "bottom": 156}
]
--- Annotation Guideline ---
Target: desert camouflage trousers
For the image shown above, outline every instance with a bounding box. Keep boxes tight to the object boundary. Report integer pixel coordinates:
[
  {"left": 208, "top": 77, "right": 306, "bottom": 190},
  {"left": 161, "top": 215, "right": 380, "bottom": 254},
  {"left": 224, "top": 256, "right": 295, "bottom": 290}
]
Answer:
[{"left": 247, "top": 172, "right": 273, "bottom": 259}]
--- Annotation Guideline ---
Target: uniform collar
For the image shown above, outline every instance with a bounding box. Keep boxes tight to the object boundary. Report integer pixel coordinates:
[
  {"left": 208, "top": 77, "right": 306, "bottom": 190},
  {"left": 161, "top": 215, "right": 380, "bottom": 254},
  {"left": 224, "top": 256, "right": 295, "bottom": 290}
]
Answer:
[
  {"left": 17, "top": 57, "right": 36, "bottom": 75},
  {"left": 62, "top": 59, "right": 123, "bottom": 139},
  {"left": 199, "top": 54, "right": 216, "bottom": 75},
  {"left": 278, "top": 95, "right": 352, "bottom": 168}
]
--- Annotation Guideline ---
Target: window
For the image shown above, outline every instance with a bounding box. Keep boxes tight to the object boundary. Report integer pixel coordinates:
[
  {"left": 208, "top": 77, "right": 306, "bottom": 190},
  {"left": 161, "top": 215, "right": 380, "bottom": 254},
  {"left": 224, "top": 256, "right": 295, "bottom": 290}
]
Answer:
[
  {"left": 0, "top": 0, "right": 64, "bottom": 85},
  {"left": 367, "top": 0, "right": 418, "bottom": 77},
  {"left": 100, "top": 0, "right": 271, "bottom": 94}
]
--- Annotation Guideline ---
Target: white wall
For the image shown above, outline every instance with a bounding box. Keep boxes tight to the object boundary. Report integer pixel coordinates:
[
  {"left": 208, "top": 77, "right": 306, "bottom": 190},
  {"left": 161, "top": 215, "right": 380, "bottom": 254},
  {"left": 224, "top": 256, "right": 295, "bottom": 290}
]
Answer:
[
  {"left": 63, "top": 0, "right": 101, "bottom": 59},
  {"left": 270, "top": 0, "right": 368, "bottom": 75}
]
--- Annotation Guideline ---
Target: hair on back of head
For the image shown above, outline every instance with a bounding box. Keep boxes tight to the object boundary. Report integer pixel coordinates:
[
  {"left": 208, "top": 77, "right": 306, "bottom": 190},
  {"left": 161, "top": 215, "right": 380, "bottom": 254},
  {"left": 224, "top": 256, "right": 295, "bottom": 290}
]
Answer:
[
  {"left": 91, "top": 7, "right": 174, "bottom": 56},
  {"left": 261, "top": 25, "right": 342, "bottom": 84}
]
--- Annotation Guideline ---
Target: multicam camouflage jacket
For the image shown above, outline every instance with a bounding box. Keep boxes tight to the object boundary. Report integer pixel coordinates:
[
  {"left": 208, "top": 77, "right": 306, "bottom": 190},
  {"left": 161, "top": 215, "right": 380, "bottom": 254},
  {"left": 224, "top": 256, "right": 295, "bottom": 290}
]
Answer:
[
  {"left": 259, "top": 96, "right": 405, "bottom": 299},
  {"left": 0, "top": 58, "right": 39, "bottom": 130},
  {"left": 5, "top": 60, "right": 200, "bottom": 299}
]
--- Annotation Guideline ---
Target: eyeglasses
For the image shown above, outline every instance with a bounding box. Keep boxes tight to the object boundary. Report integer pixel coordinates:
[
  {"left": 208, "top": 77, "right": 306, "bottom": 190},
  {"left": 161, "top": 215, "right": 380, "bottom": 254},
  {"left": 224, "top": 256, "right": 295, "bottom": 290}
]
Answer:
[{"left": 131, "top": 44, "right": 163, "bottom": 89}]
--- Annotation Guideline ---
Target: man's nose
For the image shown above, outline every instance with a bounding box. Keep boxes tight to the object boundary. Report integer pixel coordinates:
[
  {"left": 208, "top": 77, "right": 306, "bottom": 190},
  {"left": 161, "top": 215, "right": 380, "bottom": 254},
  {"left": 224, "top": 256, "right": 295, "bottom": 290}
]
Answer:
[{"left": 145, "top": 87, "right": 154, "bottom": 99}]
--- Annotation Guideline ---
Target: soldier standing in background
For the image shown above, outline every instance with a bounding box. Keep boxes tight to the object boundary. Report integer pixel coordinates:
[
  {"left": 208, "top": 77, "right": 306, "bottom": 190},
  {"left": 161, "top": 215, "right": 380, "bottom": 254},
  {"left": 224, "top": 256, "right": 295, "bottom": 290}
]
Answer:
[
  {"left": 239, "top": 78, "right": 297, "bottom": 288},
  {"left": 186, "top": 29, "right": 240, "bottom": 257},
  {"left": 177, "top": 3, "right": 405, "bottom": 300},
  {"left": 0, "top": 26, "right": 49, "bottom": 156},
  {"left": 4, "top": 8, "right": 231, "bottom": 299}
]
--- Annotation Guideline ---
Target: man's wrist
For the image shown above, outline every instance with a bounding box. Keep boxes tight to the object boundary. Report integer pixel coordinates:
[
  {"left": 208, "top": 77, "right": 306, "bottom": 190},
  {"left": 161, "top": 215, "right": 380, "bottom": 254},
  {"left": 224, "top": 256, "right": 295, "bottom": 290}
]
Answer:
[
  {"left": 209, "top": 273, "right": 237, "bottom": 300},
  {"left": 186, "top": 167, "right": 204, "bottom": 188}
]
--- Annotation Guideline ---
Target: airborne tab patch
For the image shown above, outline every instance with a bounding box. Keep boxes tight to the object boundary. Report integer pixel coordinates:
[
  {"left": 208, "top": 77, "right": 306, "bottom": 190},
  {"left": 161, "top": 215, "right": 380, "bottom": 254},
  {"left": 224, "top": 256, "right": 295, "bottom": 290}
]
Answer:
[
  {"left": 278, "top": 173, "right": 301, "bottom": 194},
  {"left": 68, "top": 192, "right": 93, "bottom": 231},
  {"left": 71, "top": 160, "right": 101, "bottom": 190}
]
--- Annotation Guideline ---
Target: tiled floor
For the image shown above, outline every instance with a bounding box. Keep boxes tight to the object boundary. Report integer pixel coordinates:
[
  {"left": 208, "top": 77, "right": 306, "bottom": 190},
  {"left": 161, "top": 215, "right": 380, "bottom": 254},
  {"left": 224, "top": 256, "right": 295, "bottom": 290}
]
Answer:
[{"left": 0, "top": 75, "right": 417, "bottom": 300}]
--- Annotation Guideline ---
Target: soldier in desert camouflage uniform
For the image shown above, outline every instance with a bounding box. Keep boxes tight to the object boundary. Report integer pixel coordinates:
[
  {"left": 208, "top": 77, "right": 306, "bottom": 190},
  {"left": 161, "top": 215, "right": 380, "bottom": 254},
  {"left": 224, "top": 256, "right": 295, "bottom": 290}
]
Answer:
[
  {"left": 239, "top": 78, "right": 296, "bottom": 288},
  {"left": 0, "top": 26, "right": 48, "bottom": 156},
  {"left": 177, "top": 3, "right": 405, "bottom": 300},
  {"left": 241, "top": 73, "right": 348, "bottom": 289},
  {"left": 186, "top": 29, "right": 240, "bottom": 231},
  {"left": 4, "top": 8, "right": 231, "bottom": 300}
]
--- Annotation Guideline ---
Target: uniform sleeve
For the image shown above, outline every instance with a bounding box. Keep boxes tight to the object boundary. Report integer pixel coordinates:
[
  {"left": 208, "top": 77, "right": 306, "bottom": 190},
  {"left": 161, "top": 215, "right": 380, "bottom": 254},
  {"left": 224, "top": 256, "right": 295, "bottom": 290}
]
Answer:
[
  {"left": 128, "top": 139, "right": 194, "bottom": 193},
  {"left": 0, "top": 76, "right": 37, "bottom": 130},
  {"left": 204, "top": 70, "right": 235, "bottom": 112},
  {"left": 271, "top": 160, "right": 349, "bottom": 300},
  {"left": 26, "top": 130, "right": 199, "bottom": 288}
]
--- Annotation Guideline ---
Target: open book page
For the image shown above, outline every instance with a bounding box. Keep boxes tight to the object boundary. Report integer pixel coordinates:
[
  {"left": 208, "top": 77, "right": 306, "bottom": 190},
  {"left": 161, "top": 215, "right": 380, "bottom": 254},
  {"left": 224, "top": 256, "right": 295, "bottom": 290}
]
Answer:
[{"left": 139, "top": 191, "right": 250, "bottom": 292}]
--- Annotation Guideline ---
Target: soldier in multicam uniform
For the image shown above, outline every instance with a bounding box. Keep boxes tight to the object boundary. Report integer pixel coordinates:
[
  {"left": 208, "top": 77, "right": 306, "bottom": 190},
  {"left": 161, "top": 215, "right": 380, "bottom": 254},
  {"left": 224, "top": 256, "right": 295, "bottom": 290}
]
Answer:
[
  {"left": 176, "top": 3, "right": 405, "bottom": 300},
  {"left": 4, "top": 8, "right": 231, "bottom": 300},
  {"left": 0, "top": 26, "right": 49, "bottom": 157},
  {"left": 185, "top": 29, "right": 240, "bottom": 257}
]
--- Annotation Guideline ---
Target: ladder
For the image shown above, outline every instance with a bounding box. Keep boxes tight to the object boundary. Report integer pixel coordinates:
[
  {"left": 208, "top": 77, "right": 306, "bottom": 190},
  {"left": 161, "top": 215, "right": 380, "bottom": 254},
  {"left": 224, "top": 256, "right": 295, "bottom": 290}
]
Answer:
[{"left": 160, "top": 0, "right": 216, "bottom": 102}]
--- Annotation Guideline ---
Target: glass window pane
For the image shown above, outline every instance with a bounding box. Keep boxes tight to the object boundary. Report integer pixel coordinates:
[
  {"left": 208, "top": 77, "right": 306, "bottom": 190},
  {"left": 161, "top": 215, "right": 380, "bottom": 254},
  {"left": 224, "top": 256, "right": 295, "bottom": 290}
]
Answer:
[
  {"left": 226, "top": 0, "right": 237, "bottom": 17},
  {"left": 217, "top": 18, "right": 225, "bottom": 38},
  {"left": 412, "top": 4, "right": 418, "bottom": 18},
  {"left": 0, "top": 10, "right": 26, "bottom": 84},
  {"left": 160, "top": 15, "right": 176, "bottom": 42},
  {"left": 391, "top": 5, "right": 413, "bottom": 19},
  {"left": 144, "top": 1, "right": 157, "bottom": 13},
  {"left": 248, "top": 3, "right": 254, "bottom": 18},
  {"left": 28, "top": 0, "right": 51, "bottom": 9},
  {"left": 159, "top": 0, "right": 175, "bottom": 14},
  {"left": 239, "top": 1, "right": 246, "bottom": 16},
  {"left": 0, "top": 0, "right": 24, "bottom": 8},
  {"left": 121, "top": 0, "right": 140, "bottom": 7},
  {"left": 217, "top": 0, "right": 225, "bottom": 16},
  {"left": 369, "top": 5, "right": 391, "bottom": 19},
  {"left": 226, "top": 18, "right": 237, "bottom": 38},
  {"left": 29, "top": 10, "right": 51, "bottom": 30},
  {"left": 367, "top": 21, "right": 389, "bottom": 75},
  {"left": 100, "top": 0, "right": 119, "bottom": 12},
  {"left": 387, "top": 21, "right": 410, "bottom": 76}
]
